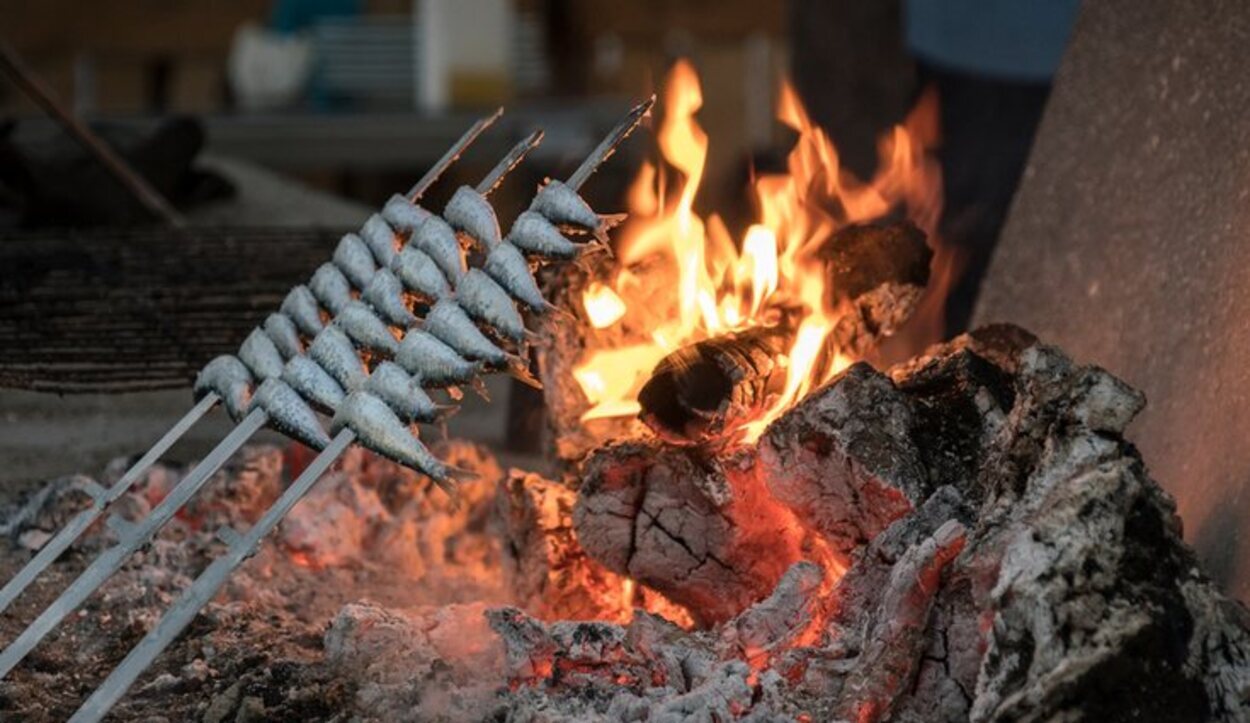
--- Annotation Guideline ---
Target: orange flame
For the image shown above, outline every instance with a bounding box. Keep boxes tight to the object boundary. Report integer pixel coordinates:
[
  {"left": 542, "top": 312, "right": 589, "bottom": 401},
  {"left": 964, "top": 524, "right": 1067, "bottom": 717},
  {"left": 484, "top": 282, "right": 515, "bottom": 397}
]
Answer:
[{"left": 574, "top": 60, "right": 942, "bottom": 441}]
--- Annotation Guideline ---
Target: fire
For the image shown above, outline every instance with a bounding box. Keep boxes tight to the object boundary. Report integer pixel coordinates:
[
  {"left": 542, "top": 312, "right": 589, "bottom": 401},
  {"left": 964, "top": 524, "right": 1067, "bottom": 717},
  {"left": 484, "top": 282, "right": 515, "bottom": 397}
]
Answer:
[{"left": 573, "top": 60, "right": 942, "bottom": 439}]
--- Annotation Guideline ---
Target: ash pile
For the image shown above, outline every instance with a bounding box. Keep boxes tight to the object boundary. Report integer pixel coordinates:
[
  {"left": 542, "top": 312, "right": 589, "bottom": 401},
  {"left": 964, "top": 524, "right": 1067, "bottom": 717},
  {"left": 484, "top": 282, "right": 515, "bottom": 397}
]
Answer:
[{"left": 3, "top": 323, "right": 1248, "bottom": 722}]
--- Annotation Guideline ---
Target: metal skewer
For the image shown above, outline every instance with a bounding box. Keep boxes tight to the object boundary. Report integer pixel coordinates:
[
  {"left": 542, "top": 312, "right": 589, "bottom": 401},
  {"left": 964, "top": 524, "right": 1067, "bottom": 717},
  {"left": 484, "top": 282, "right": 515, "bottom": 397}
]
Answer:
[
  {"left": 0, "top": 111, "right": 502, "bottom": 618},
  {"left": 67, "top": 98, "right": 654, "bottom": 722},
  {"left": 0, "top": 127, "right": 543, "bottom": 683}
]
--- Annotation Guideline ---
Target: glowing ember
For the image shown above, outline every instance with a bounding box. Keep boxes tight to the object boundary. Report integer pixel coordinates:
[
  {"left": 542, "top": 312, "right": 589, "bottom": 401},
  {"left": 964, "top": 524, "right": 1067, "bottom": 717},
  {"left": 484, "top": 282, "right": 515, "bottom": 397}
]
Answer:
[{"left": 573, "top": 59, "right": 942, "bottom": 440}]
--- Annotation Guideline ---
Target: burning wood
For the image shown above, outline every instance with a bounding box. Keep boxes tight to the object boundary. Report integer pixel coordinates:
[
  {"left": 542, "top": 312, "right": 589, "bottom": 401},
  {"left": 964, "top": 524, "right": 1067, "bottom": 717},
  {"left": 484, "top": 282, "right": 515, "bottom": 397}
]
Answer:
[
  {"left": 636, "top": 220, "right": 932, "bottom": 445},
  {"left": 574, "top": 440, "right": 807, "bottom": 624}
]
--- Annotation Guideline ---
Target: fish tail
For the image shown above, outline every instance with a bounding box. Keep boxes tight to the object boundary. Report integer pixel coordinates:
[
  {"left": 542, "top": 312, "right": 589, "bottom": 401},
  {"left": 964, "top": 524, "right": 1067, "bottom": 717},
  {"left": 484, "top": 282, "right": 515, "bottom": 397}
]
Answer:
[
  {"left": 471, "top": 377, "right": 492, "bottom": 400},
  {"left": 505, "top": 355, "right": 544, "bottom": 390}
]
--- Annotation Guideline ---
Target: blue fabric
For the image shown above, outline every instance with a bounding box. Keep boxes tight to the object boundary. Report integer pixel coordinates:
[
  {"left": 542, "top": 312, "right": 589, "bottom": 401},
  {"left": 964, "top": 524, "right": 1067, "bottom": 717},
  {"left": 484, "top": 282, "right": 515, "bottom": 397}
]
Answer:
[
  {"left": 269, "top": 0, "right": 361, "bottom": 34},
  {"left": 904, "top": 0, "right": 1082, "bottom": 81}
]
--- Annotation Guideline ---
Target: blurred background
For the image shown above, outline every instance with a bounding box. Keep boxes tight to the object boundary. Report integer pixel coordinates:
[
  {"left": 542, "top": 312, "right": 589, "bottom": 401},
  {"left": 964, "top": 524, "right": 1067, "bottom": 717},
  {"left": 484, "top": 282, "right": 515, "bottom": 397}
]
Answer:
[{"left": 0, "top": 0, "right": 1077, "bottom": 480}]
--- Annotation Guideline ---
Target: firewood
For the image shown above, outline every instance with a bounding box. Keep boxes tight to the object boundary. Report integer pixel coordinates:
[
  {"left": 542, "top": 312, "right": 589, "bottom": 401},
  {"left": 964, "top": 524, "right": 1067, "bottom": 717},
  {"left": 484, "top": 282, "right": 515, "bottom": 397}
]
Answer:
[
  {"left": 757, "top": 361, "right": 932, "bottom": 560},
  {"left": 573, "top": 439, "right": 807, "bottom": 625},
  {"left": 635, "top": 220, "right": 931, "bottom": 445}
]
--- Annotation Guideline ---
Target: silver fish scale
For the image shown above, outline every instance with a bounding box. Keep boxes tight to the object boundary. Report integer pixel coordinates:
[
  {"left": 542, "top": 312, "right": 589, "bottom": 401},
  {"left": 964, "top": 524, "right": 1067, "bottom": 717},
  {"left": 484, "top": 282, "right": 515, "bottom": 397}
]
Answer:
[
  {"left": 423, "top": 299, "right": 508, "bottom": 366},
  {"left": 382, "top": 193, "right": 432, "bottom": 232},
  {"left": 483, "top": 242, "right": 548, "bottom": 311},
  {"left": 194, "top": 356, "right": 253, "bottom": 421},
  {"left": 309, "top": 264, "right": 352, "bottom": 316},
  {"left": 263, "top": 314, "right": 303, "bottom": 359},
  {"left": 253, "top": 379, "right": 330, "bottom": 451},
  {"left": 280, "top": 286, "right": 324, "bottom": 336},
  {"left": 457, "top": 269, "right": 525, "bottom": 343},
  {"left": 362, "top": 269, "right": 416, "bottom": 327},
  {"left": 391, "top": 246, "right": 451, "bottom": 301},
  {"left": 330, "top": 391, "right": 450, "bottom": 484},
  {"left": 506, "top": 210, "right": 580, "bottom": 259},
  {"left": 364, "top": 361, "right": 440, "bottom": 423},
  {"left": 334, "top": 301, "right": 400, "bottom": 357},
  {"left": 395, "top": 329, "right": 478, "bottom": 387},
  {"left": 333, "top": 233, "right": 377, "bottom": 289},
  {"left": 309, "top": 326, "right": 367, "bottom": 391},
  {"left": 445, "top": 186, "right": 502, "bottom": 250},
  {"left": 529, "top": 179, "right": 600, "bottom": 229},
  {"left": 238, "top": 328, "right": 285, "bottom": 381},
  {"left": 281, "top": 356, "right": 345, "bottom": 413},
  {"left": 408, "top": 215, "right": 465, "bottom": 283},
  {"left": 360, "top": 214, "right": 399, "bottom": 267}
]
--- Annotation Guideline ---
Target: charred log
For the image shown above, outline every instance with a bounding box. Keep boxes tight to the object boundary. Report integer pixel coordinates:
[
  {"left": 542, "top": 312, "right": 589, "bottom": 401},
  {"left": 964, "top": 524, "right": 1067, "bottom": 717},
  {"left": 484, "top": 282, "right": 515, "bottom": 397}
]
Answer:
[
  {"left": 573, "top": 440, "right": 806, "bottom": 625},
  {"left": 636, "top": 220, "right": 932, "bottom": 445}
]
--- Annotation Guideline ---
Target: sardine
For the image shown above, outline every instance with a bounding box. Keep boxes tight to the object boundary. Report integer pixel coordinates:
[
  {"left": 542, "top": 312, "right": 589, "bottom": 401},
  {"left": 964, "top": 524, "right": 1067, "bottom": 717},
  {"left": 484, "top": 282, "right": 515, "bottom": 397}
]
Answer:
[
  {"left": 362, "top": 268, "right": 416, "bottom": 327},
  {"left": 253, "top": 378, "right": 331, "bottom": 451},
  {"left": 394, "top": 329, "right": 479, "bottom": 387},
  {"left": 360, "top": 213, "right": 400, "bottom": 267},
  {"left": 194, "top": 355, "right": 253, "bottom": 421},
  {"left": 281, "top": 355, "right": 345, "bottom": 413},
  {"left": 309, "top": 325, "right": 367, "bottom": 391},
  {"left": 506, "top": 210, "right": 579, "bottom": 259},
  {"left": 310, "top": 263, "right": 352, "bottom": 316},
  {"left": 456, "top": 269, "right": 526, "bottom": 343},
  {"left": 280, "top": 285, "right": 325, "bottom": 336},
  {"left": 238, "top": 328, "right": 285, "bottom": 381},
  {"left": 330, "top": 391, "right": 466, "bottom": 492},
  {"left": 422, "top": 299, "right": 508, "bottom": 366},
  {"left": 408, "top": 216, "right": 465, "bottom": 283},
  {"left": 529, "top": 179, "right": 599, "bottom": 229},
  {"left": 391, "top": 245, "right": 451, "bottom": 301},
  {"left": 382, "top": 193, "right": 432, "bottom": 232},
  {"left": 483, "top": 242, "right": 549, "bottom": 312},
  {"left": 444, "top": 185, "right": 502, "bottom": 250},
  {"left": 333, "top": 233, "right": 378, "bottom": 289},
  {"left": 263, "top": 313, "right": 303, "bottom": 359},
  {"left": 364, "top": 361, "right": 446, "bottom": 423},
  {"left": 334, "top": 300, "right": 400, "bottom": 357}
]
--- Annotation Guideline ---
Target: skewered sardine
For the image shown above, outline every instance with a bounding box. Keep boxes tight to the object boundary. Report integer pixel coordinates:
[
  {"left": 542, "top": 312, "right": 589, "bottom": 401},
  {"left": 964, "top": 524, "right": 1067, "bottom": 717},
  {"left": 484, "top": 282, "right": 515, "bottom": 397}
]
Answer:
[
  {"left": 362, "top": 268, "right": 416, "bottom": 327},
  {"left": 194, "top": 355, "right": 253, "bottom": 420},
  {"left": 333, "top": 233, "right": 378, "bottom": 289},
  {"left": 309, "top": 326, "right": 367, "bottom": 391},
  {"left": 253, "top": 379, "right": 331, "bottom": 451},
  {"left": 456, "top": 269, "right": 526, "bottom": 343},
  {"left": 483, "top": 242, "right": 549, "bottom": 312},
  {"left": 238, "top": 328, "right": 285, "bottom": 380},
  {"left": 309, "top": 263, "right": 352, "bottom": 316},
  {"left": 280, "top": 355, "right": 345, "bottom": 413},
  {"left": 334, "top": 301, "right": 400, "bottom": 357},
  {"left": 391, "top": 246, "right": 451, "bottom": 301},
  {"left": 330, "top": 391, "right": 463, "bottom": 491},
  {"left": 280, "top": 286, "right": 324, "bottom": 336},
  {"left": 394, "top": 329, "right": 479, "bottom": 388},
  {"left": 263, "top": 313, "right": 303, "bottom": 359},
  {"left": 408, "top": 216, "right": 465, "bottom": 283},
  {"left": 364, "top": 361, "right": 446, "bottom": 423},
  {"left": 382, "top": 194, "right": 433, "bottom": 232},
  {"left": 506, "top": 210, "right": 580, "bottom": 259},
  {"left": 360, "top": 213, "right": 400, "bottom": 267},
  {"left": 444, "top": 185, "right": 502, "bottom": 250}
]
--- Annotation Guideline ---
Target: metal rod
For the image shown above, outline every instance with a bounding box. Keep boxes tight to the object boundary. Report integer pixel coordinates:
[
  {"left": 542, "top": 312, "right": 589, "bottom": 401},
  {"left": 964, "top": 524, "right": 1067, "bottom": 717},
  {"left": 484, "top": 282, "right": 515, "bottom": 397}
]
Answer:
[
  {"left": 567, "top": 95, "right": 655, "bottom": 191},
  {"left": 477, "top": 129, "right": 545, "bottom": 195},
  {"left": 406, "top": 107, "right": 504, "bottom": 199},
  {"left": 0, "top": 394, "right": 219, "bottom": 615},
  {"left": 68, "top": 429, "right": 355, "bottom": 723},
  {"left": 0, "top": 409, "right": 266, "bottom": 680},
  {"left": 0, "top": 39, "right": 186, "bottom": 227}
]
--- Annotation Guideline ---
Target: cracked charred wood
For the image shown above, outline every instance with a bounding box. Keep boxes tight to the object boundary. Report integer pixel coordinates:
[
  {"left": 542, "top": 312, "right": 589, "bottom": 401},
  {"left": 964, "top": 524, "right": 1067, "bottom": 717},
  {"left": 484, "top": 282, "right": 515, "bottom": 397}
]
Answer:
[
  {"left": 573, "top": 439, "right": 806, "bottom": 625},
  {"left": 824, "top": 220, "right": 932, "bottom": 357},
  {"left": 635, "top": 220, "right": 932, "bottom": 445},
  {"left": 494, "top": 470, "right": 632, "bottom": 621},
  {"left": 758, "top": 361, "right": 932, "bottom": 561},
  {"left": 636, "top": 325, "right": 790, "bottom": 445}
]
